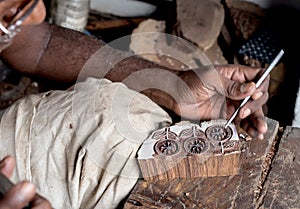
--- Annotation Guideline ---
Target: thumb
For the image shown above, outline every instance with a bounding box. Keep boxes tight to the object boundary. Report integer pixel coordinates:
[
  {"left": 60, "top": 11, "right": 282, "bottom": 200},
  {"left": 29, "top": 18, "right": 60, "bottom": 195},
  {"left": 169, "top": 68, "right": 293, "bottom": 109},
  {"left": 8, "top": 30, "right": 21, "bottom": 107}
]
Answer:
[
  {"left": 220, "top": 79, "right": 256, "bottom": 100},
  {"left": 0, "top": 181, "right": 36, "bottom": 209},
  {"left": 0, "top": 156, "right": 16, "bottom": 178}
]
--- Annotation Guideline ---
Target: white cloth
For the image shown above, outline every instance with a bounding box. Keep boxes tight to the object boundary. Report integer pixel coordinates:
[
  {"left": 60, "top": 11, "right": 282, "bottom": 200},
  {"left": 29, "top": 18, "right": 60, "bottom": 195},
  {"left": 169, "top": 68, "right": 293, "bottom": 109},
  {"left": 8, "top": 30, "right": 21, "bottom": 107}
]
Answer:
[
  {"left": 292, "top": 79, "right": 300, "bottom": 127},
  {"left": 0, "top": 78, "right": 171, "bottom": 209}
]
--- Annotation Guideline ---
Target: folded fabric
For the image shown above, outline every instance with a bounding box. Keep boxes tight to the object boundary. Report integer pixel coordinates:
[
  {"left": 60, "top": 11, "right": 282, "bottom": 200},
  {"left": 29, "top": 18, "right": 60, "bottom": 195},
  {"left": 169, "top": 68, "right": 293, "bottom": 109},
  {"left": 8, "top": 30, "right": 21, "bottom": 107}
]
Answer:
[{"left": 0, "top": 77, "right": 171, "bottom": 209}]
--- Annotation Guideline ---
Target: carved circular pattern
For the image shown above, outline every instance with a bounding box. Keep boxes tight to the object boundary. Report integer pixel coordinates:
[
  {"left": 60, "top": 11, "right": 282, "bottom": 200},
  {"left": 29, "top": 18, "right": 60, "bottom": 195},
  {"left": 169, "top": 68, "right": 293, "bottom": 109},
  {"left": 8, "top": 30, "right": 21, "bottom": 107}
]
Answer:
[
  {"left": 205, "top": 125, "right": 232, "bottom": 142},
  {"left": 184, "top": 137, "right": 208, "bottom": 155},
  {"left": 154, "top": 140, "right": 180, "bottom": 156}
]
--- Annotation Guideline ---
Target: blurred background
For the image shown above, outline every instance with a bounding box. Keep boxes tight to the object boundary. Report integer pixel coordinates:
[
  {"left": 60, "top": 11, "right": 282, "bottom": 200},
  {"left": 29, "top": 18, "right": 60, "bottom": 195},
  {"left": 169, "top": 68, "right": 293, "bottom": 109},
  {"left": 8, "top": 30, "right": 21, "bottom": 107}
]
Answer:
[{"left": 1, "top": 0, "right": 300, "bottom": 129}]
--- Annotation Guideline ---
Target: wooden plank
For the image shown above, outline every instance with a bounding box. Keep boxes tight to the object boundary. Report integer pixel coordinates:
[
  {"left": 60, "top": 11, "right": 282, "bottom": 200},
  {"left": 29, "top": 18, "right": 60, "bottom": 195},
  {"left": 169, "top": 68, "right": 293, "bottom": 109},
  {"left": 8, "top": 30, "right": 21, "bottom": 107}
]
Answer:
[
  {"left": 86, "top": 18, "right": 146, "bottom": 31},
  {"left": 257, "top": 126, "right": 300, "bottom": 207},
  {"left": 223, "top": 0, "right": 266, "bottom": 42},
  {"left": 177, "top": 0, "right": 224, "bottom": 51},
  {"left": 124, "top": 118, "right": 279, "bottom": 208}
]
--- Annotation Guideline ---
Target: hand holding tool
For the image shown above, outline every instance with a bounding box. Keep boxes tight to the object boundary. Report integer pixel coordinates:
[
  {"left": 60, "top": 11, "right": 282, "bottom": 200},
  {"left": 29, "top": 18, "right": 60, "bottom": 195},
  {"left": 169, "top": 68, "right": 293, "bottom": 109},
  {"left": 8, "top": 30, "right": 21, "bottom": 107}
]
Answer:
[{"left": 224, "top": 49, "right": 285, "bottom": 128}]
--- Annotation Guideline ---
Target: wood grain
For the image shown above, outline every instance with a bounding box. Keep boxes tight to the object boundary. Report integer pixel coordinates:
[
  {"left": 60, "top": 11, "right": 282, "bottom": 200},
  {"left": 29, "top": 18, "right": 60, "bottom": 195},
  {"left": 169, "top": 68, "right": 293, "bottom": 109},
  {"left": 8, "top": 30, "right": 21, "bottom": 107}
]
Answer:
[
  {"left": 124, "top": 118, "right": 279, "bottom": 208},
  {"left": 137, "top": 120, "right": 241, "bottom": 180}
]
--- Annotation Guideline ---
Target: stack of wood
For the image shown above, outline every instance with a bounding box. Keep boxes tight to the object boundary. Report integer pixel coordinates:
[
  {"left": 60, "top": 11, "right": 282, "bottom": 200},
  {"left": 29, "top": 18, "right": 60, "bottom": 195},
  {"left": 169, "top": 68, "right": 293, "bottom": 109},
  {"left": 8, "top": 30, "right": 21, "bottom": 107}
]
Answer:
[
  {"left": 87, "top": 0, "right": 229, "bottom": 69},
  {"left": 129, "top": 0, "right": 228, "bottom": 69}
]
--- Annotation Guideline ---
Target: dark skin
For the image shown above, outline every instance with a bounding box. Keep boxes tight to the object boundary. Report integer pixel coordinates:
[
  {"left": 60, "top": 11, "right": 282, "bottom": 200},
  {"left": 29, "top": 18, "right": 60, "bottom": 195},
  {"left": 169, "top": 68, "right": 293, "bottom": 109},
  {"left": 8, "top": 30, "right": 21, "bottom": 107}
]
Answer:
[
  {"left": 0, "top": 22, "right": 269, "bottom": 139},
  {"left": 0, "top": 0, "right": 269, "bottom": 207},
  {"left": 0, "top": 156, "right": 51, "bottom": 208},
  {"left": 0, "top": 22, "right": 163, "bottom": 83}
]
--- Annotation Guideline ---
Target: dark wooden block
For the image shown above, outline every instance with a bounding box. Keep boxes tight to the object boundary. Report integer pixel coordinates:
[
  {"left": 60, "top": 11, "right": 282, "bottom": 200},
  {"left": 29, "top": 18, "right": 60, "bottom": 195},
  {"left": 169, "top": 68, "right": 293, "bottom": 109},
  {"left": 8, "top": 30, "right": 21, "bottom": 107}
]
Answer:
[
  {"left": 138, "top": 120, "right": 241, "bottom": 180},
  {"left": 124, "top": 118, "right": 279, "bottom": 208}
]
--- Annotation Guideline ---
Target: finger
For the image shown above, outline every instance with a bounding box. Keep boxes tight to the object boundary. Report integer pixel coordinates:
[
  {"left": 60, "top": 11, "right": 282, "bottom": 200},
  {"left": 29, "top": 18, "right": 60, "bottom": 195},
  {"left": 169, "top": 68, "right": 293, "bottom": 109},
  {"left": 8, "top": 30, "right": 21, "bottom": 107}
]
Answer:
[
  {"left": 241, "top": 109, "right": 268, "bottom": 140},
  {"left": 30, "top": 194, "right": 52, "bottom": 209},
  {"left": 252, "top": 74, "right": 270, "bottom": 100},
  {"left": 215, "top": 65, "right": 268, "bottom": 100},
  {"left": 215, "top": 64, "right": 262, "bottom": 82},
  {"left": 239, "top": 91, "right": 269, "bottom": 119},
  {"left": 223, "top": 80, "right": 256, "bottom": 100},
  {"left": 252, "top": 109, "right": 268, "bottom": 134},
  {"left": 244, "top": 120, "right": 267, "bottom": 140},
  {"left": 0, "top": 181, "right": 36, "bottom": 209},
  {"left": 196, "top": 65, "right": 257, "bottom": 99},
  {"left": 0, "top": 156, "right": 16, "bottom": 178},
  {"left": 237, "top": 65, "right": 263, "bottom": 82},
  {"left": 252, "top": 91, "right": 263, "bottom": 100}
]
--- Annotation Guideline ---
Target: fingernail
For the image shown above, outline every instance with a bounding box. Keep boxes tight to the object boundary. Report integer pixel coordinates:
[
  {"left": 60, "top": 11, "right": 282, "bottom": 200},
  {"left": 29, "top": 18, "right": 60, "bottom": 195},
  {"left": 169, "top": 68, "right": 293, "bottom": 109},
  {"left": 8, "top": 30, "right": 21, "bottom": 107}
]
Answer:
[
  {"left": 262, "top": 122, "right": 268, "bottom": 132},
  {"left": 242, "top": 108, "right": 251, "bottom": 118},
  {"left": 19, "top": 182, "right": 35, "bottom": 197},
  {"left": 258, "top": 133, "right": 264, "bottom": 140},
  {"left": 240, "top": 83, "right": 253, "bottom": 93},
  {"left": 0, "top": 157, "right": 7, "bottom": 168},
  {"left": 253, "top": 92, "right": 263, "bottom": 100}
]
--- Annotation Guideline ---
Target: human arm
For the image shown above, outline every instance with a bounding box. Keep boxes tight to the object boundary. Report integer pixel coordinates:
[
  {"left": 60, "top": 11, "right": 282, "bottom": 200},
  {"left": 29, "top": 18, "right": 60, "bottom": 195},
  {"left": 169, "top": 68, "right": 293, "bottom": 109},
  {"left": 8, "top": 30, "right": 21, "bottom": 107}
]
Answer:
[
  {"left": 0, "top": 21, "right": 176, "bottom": 83},
  {"left": 116, "top": 63, "right": 268, "bottom": 139},
  {"left": 173, "top": 64, "right": 269, "bottom": 139},
  {"left": 0, "top": 22, "right": 268, "bottom": 138},
  {"left": 0, "top": 156, "right": 52, "bottom": 209}
]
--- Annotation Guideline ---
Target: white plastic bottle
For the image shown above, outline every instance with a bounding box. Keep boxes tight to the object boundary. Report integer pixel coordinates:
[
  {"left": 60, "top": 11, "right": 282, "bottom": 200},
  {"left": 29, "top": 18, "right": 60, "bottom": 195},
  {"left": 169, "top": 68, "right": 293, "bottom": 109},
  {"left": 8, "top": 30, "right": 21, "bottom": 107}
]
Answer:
[{"left": 51, "top": 0, "right": 90, "bottom": 32}]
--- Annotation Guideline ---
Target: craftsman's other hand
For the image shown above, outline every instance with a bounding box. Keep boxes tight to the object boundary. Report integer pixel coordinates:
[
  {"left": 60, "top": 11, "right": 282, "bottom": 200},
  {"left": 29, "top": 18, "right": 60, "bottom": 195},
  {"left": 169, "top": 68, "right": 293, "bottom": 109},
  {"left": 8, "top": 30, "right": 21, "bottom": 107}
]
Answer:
[
  {"left": 0, "top": 156, "right": 52, "bottom": 209},
  {"left": 174, "top": 64, "right": 268, "bottom": 139}
]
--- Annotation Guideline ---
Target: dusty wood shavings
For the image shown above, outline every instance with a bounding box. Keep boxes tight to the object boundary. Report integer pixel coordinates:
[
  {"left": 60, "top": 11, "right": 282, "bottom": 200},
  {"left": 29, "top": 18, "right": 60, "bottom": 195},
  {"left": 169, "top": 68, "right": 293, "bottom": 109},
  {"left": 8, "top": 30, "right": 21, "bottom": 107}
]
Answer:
[
  {"left": 253, "top": 127, "right": 283, "bottom": 203},
  {"left": 237, "top": 126, "right": 252, "bottom": 141}
]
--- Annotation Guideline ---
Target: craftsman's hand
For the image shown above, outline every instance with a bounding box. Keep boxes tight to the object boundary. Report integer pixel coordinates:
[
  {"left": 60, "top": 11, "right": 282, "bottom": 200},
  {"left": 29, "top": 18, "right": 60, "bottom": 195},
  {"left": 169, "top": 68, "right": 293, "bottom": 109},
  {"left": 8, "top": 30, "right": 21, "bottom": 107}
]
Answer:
[
  {"left": 0, "top": 156, "right": 52, "bottom": 209},
  {"left": 174, "top": 64, "right": 269, "bottom": 139}
]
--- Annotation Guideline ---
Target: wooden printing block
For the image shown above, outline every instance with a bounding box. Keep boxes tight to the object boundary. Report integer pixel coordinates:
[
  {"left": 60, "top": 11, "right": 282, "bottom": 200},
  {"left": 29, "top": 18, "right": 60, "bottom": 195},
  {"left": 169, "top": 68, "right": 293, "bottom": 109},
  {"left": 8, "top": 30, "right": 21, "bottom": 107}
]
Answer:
[{"left": 137, "top": 119, "right": 241, "bottom": 180}]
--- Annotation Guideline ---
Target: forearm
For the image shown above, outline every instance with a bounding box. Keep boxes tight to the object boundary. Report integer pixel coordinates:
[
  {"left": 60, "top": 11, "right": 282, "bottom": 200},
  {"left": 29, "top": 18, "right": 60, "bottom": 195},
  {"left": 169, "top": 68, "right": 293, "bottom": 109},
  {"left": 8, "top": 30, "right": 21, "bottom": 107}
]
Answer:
[
  {"left": 1, "top": 22, "right": 180, "bottom": 79},
  {"left": 0, "top": 22, "right": 104, "bottom": 82},
  {"left": 0, "top": 21, "right": 181, "bottom": 109}
]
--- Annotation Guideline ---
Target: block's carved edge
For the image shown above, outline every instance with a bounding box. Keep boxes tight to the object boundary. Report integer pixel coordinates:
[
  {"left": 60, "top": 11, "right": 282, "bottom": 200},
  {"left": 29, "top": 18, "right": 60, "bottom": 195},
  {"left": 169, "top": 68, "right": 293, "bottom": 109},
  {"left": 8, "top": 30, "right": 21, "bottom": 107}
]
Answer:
[
  {"left": 138, "top": 119, "right": 242, "bottom": 180},
  {"left": 253, "top": 118, "right": 280, "bottom": 204}
]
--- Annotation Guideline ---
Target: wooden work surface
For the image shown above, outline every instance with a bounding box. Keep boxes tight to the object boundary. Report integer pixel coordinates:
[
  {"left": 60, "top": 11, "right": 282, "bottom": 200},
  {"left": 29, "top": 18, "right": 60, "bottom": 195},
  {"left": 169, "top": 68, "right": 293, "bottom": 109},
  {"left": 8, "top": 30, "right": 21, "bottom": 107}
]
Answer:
[
  {"left": 123, "top": 118, "right": 297, "bottom": 208},
  {"left": 258, "top": 126, "right": 300, "bottom": 208}
]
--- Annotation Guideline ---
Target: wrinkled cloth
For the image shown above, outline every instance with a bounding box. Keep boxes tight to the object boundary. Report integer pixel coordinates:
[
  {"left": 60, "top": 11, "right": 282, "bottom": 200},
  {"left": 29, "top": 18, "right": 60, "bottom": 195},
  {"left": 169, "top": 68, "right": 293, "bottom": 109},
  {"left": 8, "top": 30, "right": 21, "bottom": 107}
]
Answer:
[{"left": 0, "top": 78, "right": 171, "bottom": 209}]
